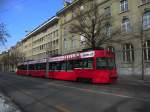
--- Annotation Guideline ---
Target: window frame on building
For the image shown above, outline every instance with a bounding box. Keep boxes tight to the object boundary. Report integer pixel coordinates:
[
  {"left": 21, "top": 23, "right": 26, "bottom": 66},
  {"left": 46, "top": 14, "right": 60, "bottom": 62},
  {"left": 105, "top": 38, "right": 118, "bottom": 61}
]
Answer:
[
  {"left": 64, "top": 38, "right": 67, "bottom": 49},
  {"left": 71, "top": 38, "right": 77, "bottom": 48},
  {"left": 105, "top": 23, "right": 112, "bottom": 37},
  {"left": 123, "top": 43, "right": 134, "bottom": 62},
  {"left": 144, "top": 40, "right": 150, "bottom": 61},
  {"left": 105, "top": 6, "right": 111, "bottom": 16},
  {"left": 143, "top": 11, "right": 150, "bottom": 30},
  {"left": 141, "top": 0, "right": 150, "bottom": 4},
  {"left": 120, "top": 0, "right": 128, "bottom": 12},
  {"left": 80, "top": 35, "right": 86, "bottom": 45},
  {"left": 121, "top": 18, "right": 131, "bottom": 33},
  {"left": 107, "top": 46, "right": 115, "bottom": 52}
]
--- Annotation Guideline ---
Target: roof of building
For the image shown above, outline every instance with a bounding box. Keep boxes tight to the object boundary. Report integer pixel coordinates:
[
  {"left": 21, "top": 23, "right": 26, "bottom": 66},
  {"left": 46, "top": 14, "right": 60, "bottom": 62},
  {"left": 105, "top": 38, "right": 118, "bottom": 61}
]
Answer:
[
  {"left": 19, "top": 0, "right": 80, "bottom": 43},
  {"left": 22, "top": 16, "right": 59, "bottom": 42},
  {"left": 57, "top": 0, "right": 79, "bottom": 15}
]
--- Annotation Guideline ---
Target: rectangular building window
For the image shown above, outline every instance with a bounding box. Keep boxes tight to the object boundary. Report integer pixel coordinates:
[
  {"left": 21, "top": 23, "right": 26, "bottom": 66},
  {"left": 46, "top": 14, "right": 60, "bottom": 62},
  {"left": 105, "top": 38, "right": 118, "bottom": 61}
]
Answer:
[
  {"left": 71, "top": 39, "right": 76, "bottom": 48},
  {"left": 105, "top": 6, "right": 111, "bottom": 16},
  {"left": 105, "top": 24, "right": 112, "bottom": 37},
  {"left": 120, "top": 0, "right": 128, "bottom": 12},
  {"left": 122, "top": 18, "right": 131, "bottom": 32},
  {"left": 144, "top": 40, "right": 150, "bottom": 61},
  {"left": 142, "top": 0, "right": 150, "bottom": 4},
  {"left": 123, "top": 43, "right": 134, "bottom": 62},
  {"left": 143, "top": 11, "right": 150, "bottom": 30},
  {"left": 64, "top": 38, "right": 67, "bottom": 49}
]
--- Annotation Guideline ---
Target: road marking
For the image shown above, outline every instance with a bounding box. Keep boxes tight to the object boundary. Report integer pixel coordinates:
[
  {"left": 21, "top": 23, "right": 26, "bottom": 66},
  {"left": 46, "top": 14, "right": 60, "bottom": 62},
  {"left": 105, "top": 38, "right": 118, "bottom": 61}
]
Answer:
[
  {"left": 55, "top": 105, "right": 71, "bottom": 112},
  {"left": 47, "top": 82, "right": 150, "bottom": 103},
  {"left": 126, "top": 82, "right": 150, "bottom": 86}
]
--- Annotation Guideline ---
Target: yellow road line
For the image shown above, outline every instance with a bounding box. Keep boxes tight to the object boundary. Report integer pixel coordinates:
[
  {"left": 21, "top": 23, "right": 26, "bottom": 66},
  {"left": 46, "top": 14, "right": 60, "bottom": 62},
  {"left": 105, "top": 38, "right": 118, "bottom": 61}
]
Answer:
[{"left": 55, "top": 104, "right": 71, "bottom": 112}]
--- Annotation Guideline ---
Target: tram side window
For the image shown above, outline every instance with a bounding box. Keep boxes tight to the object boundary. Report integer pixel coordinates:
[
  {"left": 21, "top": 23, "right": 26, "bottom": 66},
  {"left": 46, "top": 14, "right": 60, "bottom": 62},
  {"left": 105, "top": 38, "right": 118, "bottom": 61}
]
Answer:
[
  {"left": 74, "top": 60, "right": 82, "bottom": 68},
  {"left": 96, "top": 58, "right": 107, "bottom": 69},
  {"left": 17, "top": 65, "right": 21, "bottom": 70},
  {"left": 35, "top": 64, "right": 40, "bottom": 70},
  {"left": 61, "top": 62, "right": 66, "bottom": 71},
  {"left": 55, "top": 62, "right": 61, "bottom": 70},
  {"left": 29, "top": 64, "right": 34, "bottom": 70},
  {"left": 107, "top": 58, "right": 115, "bottom": 69},
  {"left": 82, "top": 58, "right": 93, "bottom": 69},
  {"left": 35, "top": 63, "right": 46, "bottom": 70},
  {"left": 24, "top": 65, "right": 27, "bottom": 70},
  {"left": 18, "top": 65, "right": 24, "bottom": 70},
  {"left": 41, "top": 63, "right": 46, "bottom": 70},
  {"left": 50, "top": 63, "right": 56, "bottom": 70},
  {"left": 66, "top": 61, "right": 74, "bottom": 71},
  {"left": 49, "top": 61, "right": 74, "bottom": 71},
  {"left": 49, "top": 62, "right": 61, "bottom": 71},
  {"left": 49, "top": 63, "right": 52, "bottom": 71},
  {"left": 18, "top": 65, "right": 28, "bottom": 70}
]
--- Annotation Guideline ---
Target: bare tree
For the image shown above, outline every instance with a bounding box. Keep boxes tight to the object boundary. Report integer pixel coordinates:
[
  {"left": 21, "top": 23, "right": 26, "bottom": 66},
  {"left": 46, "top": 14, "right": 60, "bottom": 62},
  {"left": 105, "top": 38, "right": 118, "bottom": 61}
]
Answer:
[
  {"left": 0, "top": 50, "right": 25, "bottom": 72},
  {"left": 68, "top": 0, "right": 150, "bottom": 80},
  {"left": 0, "top": 22, "right": 10, "bottom": 45},
  {"left": 69, "top": 0, "right": 120, "bottom": 49},
  {"left": 9, "top": 49, "right": 26, "bottom": 68},
  {"left": 0, "top": 52, "right": 10, "bottom": 71}
]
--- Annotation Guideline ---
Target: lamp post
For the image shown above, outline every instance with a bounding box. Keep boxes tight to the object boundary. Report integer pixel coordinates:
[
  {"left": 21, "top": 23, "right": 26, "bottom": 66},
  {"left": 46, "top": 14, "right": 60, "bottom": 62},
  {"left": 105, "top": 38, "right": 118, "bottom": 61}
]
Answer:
[
  {"left": 141, "top": 16, "right": 144, "bottom": 80},
  {"left": 45, "top": 50, "right": 49, "bottom": 78}
]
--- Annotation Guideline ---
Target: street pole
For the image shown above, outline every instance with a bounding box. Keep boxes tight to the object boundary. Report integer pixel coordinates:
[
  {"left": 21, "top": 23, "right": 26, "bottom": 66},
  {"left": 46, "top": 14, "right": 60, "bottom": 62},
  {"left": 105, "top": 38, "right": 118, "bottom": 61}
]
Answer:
[
  {"left": 46, "top": 51, "right": 49, "bottom": 78},
  {"left": 141, "top": 37, "right": 144, "bottom": 80},
  {"left": 141, "top": 17, "right": 144, "bottom": 80}
]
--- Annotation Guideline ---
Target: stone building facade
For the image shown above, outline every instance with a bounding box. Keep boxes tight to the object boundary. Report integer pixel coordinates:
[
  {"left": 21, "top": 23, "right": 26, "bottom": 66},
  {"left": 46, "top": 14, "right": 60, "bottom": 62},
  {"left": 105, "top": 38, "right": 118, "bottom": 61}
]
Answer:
[
  {"left": 19, "top": 16, "right": 60, "bottom": 60},
  {"left": 1, "top": 0, "right": 150, "bottom": 77},
  {"left": 0, "top": 17, "right": 60, "bottom": 71},
  {"left": 57, "top": 0, "right": 150, "bottom": 76}
]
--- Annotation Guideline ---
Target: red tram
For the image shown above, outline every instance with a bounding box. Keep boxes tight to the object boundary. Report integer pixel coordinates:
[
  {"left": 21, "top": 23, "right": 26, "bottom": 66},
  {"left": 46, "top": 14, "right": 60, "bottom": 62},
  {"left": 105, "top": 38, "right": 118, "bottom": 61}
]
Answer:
[{"left": 16, "top": 50, "right": 117, "bottom": 83}]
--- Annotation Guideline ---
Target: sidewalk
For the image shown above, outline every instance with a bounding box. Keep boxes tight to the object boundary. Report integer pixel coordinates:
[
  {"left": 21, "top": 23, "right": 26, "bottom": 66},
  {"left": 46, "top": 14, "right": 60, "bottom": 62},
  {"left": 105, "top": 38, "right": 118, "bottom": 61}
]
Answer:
[
  {"left": 0, "top": 92, "right": 21, "bottom": 112},
  {"left": 9, "top": 72, "right": 150, "bottom": 84},
  {"left": 118, "top": 75, "right": 150, "bottom": 84}
]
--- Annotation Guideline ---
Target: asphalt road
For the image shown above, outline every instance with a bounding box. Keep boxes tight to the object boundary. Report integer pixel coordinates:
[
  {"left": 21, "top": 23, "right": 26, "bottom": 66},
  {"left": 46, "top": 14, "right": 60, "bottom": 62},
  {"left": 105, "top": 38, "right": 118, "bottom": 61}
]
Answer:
[{"left": 0, "top": 72, "right": 150, "bottom": 112}]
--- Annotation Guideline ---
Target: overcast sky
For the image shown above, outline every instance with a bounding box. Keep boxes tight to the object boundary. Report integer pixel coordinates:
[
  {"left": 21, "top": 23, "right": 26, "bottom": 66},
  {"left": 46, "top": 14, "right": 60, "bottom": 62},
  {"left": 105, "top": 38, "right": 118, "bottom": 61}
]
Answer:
[{"left": 0, "top": 0, "right": 63, "bottom": 52}]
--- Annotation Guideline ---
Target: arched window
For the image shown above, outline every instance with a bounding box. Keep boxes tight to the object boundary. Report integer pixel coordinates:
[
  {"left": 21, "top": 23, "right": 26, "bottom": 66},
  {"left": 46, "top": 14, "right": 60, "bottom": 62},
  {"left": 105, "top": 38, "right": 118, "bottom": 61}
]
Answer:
[
  {"left": 143, "top": 11, "right": 150, "bottom": 29},
  {"left": 107, "top": 46, "right": 115, "bottom": 52},
  {"left": 144, "top": 40, "right": 150, "bottom": 61},
  {"left": 123, "top": 43, "right": 134, "bottom": 62},
  {"left": 122, "top": 18, "right": 131, "bottom": 32}
]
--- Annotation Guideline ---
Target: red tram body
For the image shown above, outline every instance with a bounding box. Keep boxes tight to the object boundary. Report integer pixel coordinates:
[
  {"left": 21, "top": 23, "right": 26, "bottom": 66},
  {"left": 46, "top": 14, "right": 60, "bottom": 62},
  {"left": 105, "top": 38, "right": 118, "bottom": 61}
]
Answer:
[{"left": 16, "top": 50, "right": 117, "bottom": 83}]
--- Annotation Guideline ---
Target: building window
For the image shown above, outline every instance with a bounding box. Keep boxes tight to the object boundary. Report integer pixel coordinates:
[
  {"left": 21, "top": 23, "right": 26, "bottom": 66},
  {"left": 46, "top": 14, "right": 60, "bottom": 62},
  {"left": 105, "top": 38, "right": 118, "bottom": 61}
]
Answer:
[
  {"left": 120, "top": 0, "right": 128, "bottom": 12},
  {"left": 56, "top": 30, "right": 59, "bottom": 37},
  {"left": 107, "top": 46, "right": 115, "bottom": 52},
  {"left": 143, "top": 11, "right": 150, "bottom": 29},
  {"left": 80, "top": 35, "right": 86, "bottom": 45},
  {"left": 105, "top": 24, "right": 112, "bottom": 37},
  {"left": 63, "top": 28, "right": 67, "bottom": 36},
  {"left": 144, "top": 40, "right": 150, "bottom": 61},
  {"left": 141, "top": 0, "right": 150, "bottom": 4},
  {"left": 64, "top": 38, "right": 67, "bottom": 49},
  {"left": 71, "top": 39, "right": 76, "bottom": 48},
  {"left": 80, "top": 6, "right": 84, "bottom": 11},
  {"left": 123, "top": 43, "right": 134, "bottom": 62},
  {"left": 105, "top": 6, "right": 111, "bottom": 16},
  {"left": 122, "top": 18, "right": 131, "bottom": 32}
]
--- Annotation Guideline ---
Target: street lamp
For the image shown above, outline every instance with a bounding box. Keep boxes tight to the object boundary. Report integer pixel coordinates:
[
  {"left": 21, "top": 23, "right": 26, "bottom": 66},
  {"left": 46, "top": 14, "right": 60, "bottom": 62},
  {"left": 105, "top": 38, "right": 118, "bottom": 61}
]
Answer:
[{"left": 141, "top": 15, "right": 144, "bottom": 80}]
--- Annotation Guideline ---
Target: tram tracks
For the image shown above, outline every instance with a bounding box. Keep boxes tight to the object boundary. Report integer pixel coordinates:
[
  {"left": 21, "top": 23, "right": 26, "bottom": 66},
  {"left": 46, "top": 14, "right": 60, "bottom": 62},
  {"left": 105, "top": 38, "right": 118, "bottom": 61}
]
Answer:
[{"left": 1, "top": 73, "right": 150, "bottom": 103}]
